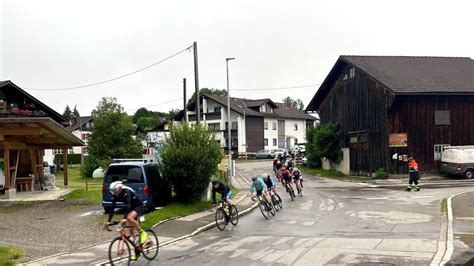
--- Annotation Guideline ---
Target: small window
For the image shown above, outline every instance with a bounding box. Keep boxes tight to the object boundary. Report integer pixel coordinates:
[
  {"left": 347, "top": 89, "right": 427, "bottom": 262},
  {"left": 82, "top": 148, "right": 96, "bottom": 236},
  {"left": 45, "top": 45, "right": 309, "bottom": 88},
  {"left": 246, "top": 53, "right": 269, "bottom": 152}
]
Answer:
[
  {"left": 435, "top": 110, "right": 450, "bottom": 125},
  {"left": 273, "top": 138, "right": 277, "bottom": 146},
  {"left": 349, "top": 67, "right": 355, "bottom": 78},
  {"left": 294, "top": 138, "right": 298, "bottom": 145},
  {"left": 272, "top": 122, "right": 277, "bottom": 130},
  {"left": 294, "top": 124, "right": 298, "bottom": 131},
  {"left": 214, "top": 107, "right": 221, "bottom": 113},
  {"left": 434, "top": 144, "right": 450, "bottom": 161},
  {"left": 264, "top": 138, "right": 268, "bottom": 146},
  {"left": 264, "top": 122, "right": 269, "bottom": 130}
]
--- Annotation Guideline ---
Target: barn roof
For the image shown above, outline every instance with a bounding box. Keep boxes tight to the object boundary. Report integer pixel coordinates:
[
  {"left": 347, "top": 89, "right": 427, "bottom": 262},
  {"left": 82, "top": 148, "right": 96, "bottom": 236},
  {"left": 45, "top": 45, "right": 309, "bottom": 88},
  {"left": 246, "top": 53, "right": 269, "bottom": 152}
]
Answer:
[{"left": 307, "top": 56, "right": 474, "bottom": 111}]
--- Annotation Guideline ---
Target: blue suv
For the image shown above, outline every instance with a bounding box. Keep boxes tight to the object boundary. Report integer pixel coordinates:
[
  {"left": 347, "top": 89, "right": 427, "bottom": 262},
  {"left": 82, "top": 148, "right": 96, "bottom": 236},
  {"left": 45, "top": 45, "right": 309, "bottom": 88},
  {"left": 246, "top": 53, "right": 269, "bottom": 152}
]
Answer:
[{"left": 102, "top": 159, "right": 172, "bottom": 213}]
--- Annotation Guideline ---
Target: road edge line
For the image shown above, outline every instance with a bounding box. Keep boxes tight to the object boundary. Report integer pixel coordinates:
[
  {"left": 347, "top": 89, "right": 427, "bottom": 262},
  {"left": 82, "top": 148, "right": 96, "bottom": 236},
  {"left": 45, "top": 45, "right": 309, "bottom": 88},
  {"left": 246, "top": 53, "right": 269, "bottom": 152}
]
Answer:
[
  {"left": 439, "top": 191, "right": 471, "bottom": 265},
  {"left": 430, "top": 198, "right": 449, "bottom": 266}
]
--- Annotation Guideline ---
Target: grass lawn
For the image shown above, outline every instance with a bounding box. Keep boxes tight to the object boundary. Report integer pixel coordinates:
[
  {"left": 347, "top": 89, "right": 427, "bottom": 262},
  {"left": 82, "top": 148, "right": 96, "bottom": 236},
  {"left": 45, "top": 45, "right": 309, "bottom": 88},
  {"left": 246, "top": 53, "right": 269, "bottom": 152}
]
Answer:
[
  {"left": 0, "top": 246, "right": 24, "bottom": 266},
  {"left": 440, "top": 198, "right": 448, "bottom": 214},
  {"left": 55, "top": 167, "right": 103, "bottom": 205},
  {"left": 142, "top": 200, "right": 211, "bottom": 228},
  {"left": 299, "top": 165, "right": 372, "bottom": 183}
]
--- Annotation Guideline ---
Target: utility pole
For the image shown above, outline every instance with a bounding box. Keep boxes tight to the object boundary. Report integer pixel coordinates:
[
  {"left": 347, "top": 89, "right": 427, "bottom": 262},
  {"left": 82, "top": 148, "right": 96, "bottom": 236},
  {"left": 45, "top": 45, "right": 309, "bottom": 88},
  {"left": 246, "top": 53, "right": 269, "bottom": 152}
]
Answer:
[
  {"left": 183, "top": 78, "right": 188, "bottom": 122},
  {"left": 226, "top": 57, "right": 235, "bottom": 182},
  {"left": 193, "top": 42, "right": 200, "bottom": 123}
]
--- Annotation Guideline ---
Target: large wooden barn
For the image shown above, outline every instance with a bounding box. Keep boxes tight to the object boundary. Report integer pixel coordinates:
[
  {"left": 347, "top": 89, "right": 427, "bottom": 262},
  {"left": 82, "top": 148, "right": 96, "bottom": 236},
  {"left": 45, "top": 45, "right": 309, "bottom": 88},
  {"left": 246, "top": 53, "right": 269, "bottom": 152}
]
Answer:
[
  {"left": 306, "top": 56, "right": 474, "bottom": 175},
  {"left": 0, "top": 80, "right": 84, "bottom": 198}
]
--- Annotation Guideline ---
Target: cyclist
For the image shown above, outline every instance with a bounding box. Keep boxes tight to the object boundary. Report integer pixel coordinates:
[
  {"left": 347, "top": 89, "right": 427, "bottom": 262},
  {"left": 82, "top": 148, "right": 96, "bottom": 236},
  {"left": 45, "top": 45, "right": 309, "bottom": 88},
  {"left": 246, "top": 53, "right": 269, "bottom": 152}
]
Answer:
[
  {"left": 275, "top": 159, "right": 283, "bottom": 180},
  {"left": 281, "top": 167, "right": 297, "bottom": 194},
  {"left": 292, "top": 167, "right": 303, "bottom": 195},
  {"left": 211, "top": 179, "right": 233, "bottom": 207},
  {"left": 262, "top": 173, "right": 281, "bottom": 199},
  {"left": 249, "top": 176, "right": 272, "bottom": 207},
  {"left": 103, "top": 181, "right": 147, "bottom": 261}
]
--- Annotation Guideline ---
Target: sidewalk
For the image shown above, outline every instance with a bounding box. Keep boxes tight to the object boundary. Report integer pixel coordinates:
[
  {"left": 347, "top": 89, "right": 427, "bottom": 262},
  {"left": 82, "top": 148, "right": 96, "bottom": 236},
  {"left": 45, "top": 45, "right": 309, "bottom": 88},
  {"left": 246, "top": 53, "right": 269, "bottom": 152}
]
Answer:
[
  {"left": 25, "top": 174, "right": 256, "bottom": 266},
  {"left": 447, "top": 191, "right": 474, "bottom": 265}
]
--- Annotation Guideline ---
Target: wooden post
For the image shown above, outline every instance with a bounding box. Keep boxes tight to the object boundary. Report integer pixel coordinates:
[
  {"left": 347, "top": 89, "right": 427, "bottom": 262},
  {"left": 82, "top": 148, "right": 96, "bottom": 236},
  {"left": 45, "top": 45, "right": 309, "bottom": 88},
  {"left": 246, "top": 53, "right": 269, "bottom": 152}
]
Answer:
[
  {"left": 63, "top": 148, "right": 68, "bottom": 187},
  {"left": 3, "top": 148, "right": 10, "bottom": 190}
]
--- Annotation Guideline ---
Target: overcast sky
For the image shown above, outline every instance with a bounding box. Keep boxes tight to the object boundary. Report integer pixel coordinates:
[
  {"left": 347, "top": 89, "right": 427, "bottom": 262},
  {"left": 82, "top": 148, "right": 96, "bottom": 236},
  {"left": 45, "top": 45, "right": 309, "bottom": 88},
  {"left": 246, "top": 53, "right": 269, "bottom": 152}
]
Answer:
[{"left": 1, "top": 0, "right": 473, "bottom": 115}]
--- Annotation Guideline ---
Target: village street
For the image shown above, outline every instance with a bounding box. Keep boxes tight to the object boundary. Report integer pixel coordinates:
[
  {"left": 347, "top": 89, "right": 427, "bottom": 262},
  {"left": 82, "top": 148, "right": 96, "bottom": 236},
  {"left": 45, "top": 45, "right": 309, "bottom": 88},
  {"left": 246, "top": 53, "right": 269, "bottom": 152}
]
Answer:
[{"left": 22, "top": 161, "right": 474, "bottom": 265}]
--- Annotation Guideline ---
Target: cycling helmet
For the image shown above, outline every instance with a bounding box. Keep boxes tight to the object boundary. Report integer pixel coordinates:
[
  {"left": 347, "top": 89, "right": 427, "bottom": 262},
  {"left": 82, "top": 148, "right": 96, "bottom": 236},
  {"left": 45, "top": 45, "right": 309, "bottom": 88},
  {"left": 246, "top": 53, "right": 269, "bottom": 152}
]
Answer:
[
  {"left": 109, "top": 181, "right": 123, "bottom": 192},
  {"left": 251, "top": 176, "right": 258, "bottom": 181},
  {"left": 261, "top": 173, "right": 269, "bottom": 179},
  {"left": 211, "top": 179, "right": 219, "bottom": 186}
]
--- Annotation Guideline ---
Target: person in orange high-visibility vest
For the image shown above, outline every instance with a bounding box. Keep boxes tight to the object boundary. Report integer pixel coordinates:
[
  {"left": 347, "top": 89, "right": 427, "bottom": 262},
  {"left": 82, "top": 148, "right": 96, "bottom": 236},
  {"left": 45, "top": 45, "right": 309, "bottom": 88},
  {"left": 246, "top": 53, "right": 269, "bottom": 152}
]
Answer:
[{"left": 406, "top": 157, "right": 420, "bottom": 192}]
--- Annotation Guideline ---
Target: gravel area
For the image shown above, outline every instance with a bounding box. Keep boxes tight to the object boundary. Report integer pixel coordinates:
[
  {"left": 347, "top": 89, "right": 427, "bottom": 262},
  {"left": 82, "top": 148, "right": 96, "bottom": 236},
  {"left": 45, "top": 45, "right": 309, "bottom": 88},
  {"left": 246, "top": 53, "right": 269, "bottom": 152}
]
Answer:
[{"left": 0, "top": 200, "right": 114, "bottom": 262}]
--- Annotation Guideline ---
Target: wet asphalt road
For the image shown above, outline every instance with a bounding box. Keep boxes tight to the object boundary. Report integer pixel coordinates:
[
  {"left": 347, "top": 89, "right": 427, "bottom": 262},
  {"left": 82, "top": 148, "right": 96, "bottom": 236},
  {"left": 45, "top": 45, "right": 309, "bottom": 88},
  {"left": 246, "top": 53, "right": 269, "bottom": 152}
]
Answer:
[{"left": 156, "top": 161, "right": 474, "bottom": 265}]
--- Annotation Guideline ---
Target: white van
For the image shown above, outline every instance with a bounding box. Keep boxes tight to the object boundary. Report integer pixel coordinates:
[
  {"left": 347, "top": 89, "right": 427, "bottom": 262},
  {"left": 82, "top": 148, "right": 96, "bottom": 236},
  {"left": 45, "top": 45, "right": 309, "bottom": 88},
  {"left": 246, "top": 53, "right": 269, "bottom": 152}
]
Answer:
[{"left": 440, "top": 146, "right": 474, "bottom": 179}]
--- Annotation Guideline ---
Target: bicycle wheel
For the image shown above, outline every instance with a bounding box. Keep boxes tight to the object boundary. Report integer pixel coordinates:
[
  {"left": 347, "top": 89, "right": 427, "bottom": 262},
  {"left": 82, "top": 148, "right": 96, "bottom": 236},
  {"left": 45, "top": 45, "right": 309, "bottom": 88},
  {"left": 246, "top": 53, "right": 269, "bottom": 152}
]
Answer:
[
  {"left": 268, "top": 201, "right": 276, "bottom": 216},
  {"left": 108, "top": 237, "right": 131, "bottom": 266},
  {"left": 215, "top": 208, "right": 227, "bottom": 231},
  {"left": 271, "top": 195, "right": 280, "bottom": 212},
  {"left": 229, "top": 205, "right": 239, "bottom": 225},
  {"left": 142, "top": 229, "right": 159, "bottom": 261},
  {"left": 258, "top": 201, "right": 269, "bottom": 220},
  {"left": 289, "top": 187, "right": 295, "bottom": 201},
  {"left": 276, "top": 194, "right": 283, "bottom": 209}
]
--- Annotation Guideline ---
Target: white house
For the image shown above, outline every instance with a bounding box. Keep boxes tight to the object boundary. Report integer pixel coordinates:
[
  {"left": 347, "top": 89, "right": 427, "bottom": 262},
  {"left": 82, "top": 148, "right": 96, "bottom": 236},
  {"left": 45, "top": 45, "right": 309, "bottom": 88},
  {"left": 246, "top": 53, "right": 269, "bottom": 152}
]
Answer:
[{"left": 171, "top": 95, "right": 317, "bottom": 154}]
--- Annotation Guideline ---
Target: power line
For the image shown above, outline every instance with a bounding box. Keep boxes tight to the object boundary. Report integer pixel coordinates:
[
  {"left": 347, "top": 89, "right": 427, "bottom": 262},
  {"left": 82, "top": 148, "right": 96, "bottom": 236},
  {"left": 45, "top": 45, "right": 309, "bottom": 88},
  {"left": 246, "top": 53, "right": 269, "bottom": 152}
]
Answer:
[
  {"left": 233, "top": 84, "right": 319, "bottom": 91},
  {"left": 125, "top": 97, "right": 183, "bottom": 113},
  {"left": 25, "top": 45, "right": 193, "bottom": 91}
]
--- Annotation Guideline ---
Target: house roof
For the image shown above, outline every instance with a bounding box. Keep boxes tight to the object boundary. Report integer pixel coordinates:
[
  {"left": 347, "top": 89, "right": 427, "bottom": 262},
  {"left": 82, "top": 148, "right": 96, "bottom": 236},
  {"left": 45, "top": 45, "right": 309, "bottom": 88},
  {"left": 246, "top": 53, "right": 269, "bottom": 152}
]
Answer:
[
  {"left": 205, "top": 94, "right": 317, "bottom": 120},
  {"left": 0, "top": 80, "right": 70, "bottom": 125},
  {"left": 67, "top": 116, "right": 93, "bottom": 132},
  {"left": 307, "top": 56, "right": 474, "bottom": 111}
]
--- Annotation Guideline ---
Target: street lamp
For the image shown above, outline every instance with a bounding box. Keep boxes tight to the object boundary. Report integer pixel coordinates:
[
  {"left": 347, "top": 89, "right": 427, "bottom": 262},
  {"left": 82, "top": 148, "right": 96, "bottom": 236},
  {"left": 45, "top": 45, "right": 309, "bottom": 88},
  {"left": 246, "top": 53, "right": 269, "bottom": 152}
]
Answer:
[{"left": 226, "top": 57, "right": 235, "bottom": 182}]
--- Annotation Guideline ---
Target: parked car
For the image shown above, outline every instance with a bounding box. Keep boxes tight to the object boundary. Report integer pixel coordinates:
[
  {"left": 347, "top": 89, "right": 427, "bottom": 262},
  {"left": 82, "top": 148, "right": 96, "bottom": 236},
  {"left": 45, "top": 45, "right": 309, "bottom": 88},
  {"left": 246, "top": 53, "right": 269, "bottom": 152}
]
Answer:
[
  {"left": 273, "top": 148, "right": 288, "bottom": 157},
  {"left": 102, "top": 159, "right": 172, "bottom": 213},
  {"left": 255, "top": 149, "right": 275, "bottom": 159},
  {"left": 440, "top": 146, "right": 474, "bottom": 179}
]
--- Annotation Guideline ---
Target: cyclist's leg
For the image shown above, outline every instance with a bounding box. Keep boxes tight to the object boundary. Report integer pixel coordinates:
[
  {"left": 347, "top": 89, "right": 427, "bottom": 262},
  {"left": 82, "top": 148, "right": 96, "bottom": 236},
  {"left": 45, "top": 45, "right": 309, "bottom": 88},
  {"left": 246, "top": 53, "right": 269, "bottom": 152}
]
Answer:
[
  {"left": 263, "top": 189, "right": 272, "bottom": 204},
  {"left": 225, "top": 190, "right": 233, "bottom": 205}
]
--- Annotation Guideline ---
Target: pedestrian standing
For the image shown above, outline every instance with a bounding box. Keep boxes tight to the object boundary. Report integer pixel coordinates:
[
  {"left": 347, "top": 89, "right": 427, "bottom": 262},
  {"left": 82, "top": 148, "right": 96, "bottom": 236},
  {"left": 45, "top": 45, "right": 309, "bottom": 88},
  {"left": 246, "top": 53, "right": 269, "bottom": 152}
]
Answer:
[{"left": 405, "top": 157, "right": 420, "bottom": 192}]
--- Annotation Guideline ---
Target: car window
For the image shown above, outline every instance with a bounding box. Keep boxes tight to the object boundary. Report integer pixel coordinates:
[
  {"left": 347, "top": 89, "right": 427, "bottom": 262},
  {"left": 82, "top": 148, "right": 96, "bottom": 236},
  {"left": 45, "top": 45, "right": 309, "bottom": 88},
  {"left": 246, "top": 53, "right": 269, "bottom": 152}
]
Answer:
[{"left": 105, "top": 165, "right": 144, "bottom": 183}]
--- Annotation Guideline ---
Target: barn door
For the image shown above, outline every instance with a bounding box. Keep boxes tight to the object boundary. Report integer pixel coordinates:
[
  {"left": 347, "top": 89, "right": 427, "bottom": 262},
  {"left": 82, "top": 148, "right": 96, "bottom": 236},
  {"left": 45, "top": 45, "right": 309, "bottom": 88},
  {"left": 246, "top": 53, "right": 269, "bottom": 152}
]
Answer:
[{"left": 349, "top": 131, "right": 370, "bottom": 175}]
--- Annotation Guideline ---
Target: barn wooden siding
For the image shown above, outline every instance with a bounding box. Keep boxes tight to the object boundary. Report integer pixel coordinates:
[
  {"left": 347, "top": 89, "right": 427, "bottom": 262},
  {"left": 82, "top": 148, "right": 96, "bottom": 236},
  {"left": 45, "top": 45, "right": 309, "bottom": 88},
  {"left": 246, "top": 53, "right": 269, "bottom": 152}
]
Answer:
[
  {"left": 318, "top": 65, "right": 395, "bottom": 175},
  {"left": 388, "top": 95, "right": 474, "bottom": 173}
]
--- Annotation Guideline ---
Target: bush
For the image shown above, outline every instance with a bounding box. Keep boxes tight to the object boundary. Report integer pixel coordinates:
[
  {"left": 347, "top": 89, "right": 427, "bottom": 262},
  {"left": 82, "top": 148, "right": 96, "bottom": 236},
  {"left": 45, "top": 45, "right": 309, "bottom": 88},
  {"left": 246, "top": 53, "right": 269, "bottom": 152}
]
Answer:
[
  {"left": 160, "top": 123, "right": 222, "bottom": 202},
  {"left": 306, "top": 123, "right": 342, "bottom": 169},
  {"left": 374, "top": 168, "right": 389, "bottom": 179},
  {"left": 54, "top": 154, "right": 82, "bottom": 165},
  {"left": 80, "top": 156, "right": 99, "bottom": 178}
]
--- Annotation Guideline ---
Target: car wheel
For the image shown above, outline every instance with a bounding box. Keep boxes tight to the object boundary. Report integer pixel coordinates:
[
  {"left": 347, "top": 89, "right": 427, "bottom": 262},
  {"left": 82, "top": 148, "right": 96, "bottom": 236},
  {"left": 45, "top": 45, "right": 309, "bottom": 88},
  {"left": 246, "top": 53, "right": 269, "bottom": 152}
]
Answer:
[{"left": 465, "top": 169, "right": 473, "bottom": 179}]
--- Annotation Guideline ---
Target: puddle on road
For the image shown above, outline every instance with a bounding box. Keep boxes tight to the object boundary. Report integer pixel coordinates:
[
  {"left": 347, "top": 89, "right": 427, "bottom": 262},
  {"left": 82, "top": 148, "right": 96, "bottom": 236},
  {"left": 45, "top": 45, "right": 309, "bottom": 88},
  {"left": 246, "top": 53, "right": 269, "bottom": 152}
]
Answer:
[{"left": 349, "top": 210, "right": 432, "bottom": 224}]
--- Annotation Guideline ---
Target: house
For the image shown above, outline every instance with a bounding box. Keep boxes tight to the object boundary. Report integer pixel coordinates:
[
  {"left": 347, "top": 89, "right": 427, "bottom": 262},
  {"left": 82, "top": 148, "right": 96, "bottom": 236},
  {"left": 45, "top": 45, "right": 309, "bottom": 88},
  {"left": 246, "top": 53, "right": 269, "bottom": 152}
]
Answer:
[
  {"left": 306, "top": 56, "right": 474, "bottom": 175},
  {"left": 167, "top": 94, "right": 317, "bottom": 154},
  {"left": 0, "top": 80, "right": 84, "bottom": 198},
  {"left": 44, "top": 116, "right": 92, "bottom": 165}
]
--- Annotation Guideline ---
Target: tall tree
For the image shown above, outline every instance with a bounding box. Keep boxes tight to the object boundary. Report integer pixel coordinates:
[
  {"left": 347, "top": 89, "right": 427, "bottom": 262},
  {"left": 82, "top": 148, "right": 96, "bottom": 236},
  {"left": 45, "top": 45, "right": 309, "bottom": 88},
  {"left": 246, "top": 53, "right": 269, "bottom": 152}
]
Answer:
[
  {"left": 87, "top": 97, "right": 143, "bottom": 168},
  {"left": 187, "top": 88, "right": 227, "bottom": 110},
  {"left": 282, "top": 97, "right": 305, "bottom": 110},
  {"left": 132, "top": 107, "right": 152, "bottom": 124},
  {"left": 63, "top": 105, "right": 72, "bottom": 121}
]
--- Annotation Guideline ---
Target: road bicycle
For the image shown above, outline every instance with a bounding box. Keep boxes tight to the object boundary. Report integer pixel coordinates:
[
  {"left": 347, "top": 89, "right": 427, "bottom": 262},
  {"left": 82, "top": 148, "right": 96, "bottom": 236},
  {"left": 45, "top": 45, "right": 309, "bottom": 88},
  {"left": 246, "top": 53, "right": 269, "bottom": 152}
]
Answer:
[
  {"left": 294, "top": 177, "right": 303, "bottom": 197},
  {"left": 215, "top": 201, "right": 239, "bottom": 231},
  {"left": 284, "top": 181, "right": 296, "bottom": 201},
  {"left": 253, "top": 193, "right": 275, "bottom": 219},
  {"left": 106, "top": 219, "right": 159, "bottom": 265},
  {"left": 270, "top": 189, "right": 283, "bottom": 211}
]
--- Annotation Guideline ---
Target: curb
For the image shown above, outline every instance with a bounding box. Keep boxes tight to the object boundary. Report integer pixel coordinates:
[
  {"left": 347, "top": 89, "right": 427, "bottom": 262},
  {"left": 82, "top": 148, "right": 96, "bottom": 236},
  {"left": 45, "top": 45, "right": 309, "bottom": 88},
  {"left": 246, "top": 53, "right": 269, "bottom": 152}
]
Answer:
[{"left": 440, "top": 191, "right": 472, "bottom": 265}]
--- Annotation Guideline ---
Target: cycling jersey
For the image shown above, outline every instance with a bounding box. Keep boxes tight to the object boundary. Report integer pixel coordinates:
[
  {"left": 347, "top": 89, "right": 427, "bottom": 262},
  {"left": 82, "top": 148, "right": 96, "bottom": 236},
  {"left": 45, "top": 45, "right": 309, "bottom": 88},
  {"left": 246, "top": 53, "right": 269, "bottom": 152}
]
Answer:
[
  {"left": 263, "top": 176, "right": 276, "bottom": 189},
  {"left": 250, "top": 178, "right": 268, "bottom": 193},
  {"left": 281, "top": 169, "right": 292, "bottom": 183},
  {"left": 293, "top": 170, "right": 302, "bottom": 180},
  {"left": 108, "top": 186, "right": 144, "bottom": 222},
  {"left": 212, "top": 182, "right": 231, "bottom": 204}
]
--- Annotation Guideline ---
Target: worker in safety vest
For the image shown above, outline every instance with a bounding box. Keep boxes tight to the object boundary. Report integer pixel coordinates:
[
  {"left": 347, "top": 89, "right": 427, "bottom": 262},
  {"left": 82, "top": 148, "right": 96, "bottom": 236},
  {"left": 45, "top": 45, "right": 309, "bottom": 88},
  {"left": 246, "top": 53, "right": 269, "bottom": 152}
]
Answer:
[{"left": 405, "top": 157, "right": 420, "bottom": 192}]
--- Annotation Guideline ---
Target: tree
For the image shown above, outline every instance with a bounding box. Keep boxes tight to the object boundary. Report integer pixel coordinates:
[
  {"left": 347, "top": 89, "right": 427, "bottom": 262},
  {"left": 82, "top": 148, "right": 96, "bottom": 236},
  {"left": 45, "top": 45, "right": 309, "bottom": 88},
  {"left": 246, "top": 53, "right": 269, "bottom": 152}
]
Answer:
[
  {"left": 160, "top": 123, "right": 222, "bottom": 202},
  {"left": 86, "top": 97, "right": 143, "bottom": 170},
  {"left": 187, "top": 88, "right": 227, "bottom": 110},
  {"left": 136, "top": 116, "right": 159, "bottom": 132},
  {"left": 282, "top": 97, "right": 305, "bottom": 110},
  {"left": 306, "top": 123, "right": 342, "bottom": 169},
  {"left": 63, "top": 105, "right": 72, "bottom": 121},
  {"left": 166, "top": 108, "right": 181, "bottom": 120},
  {"left": 132, "top": 107, "right": 152, "bottom": 124}
]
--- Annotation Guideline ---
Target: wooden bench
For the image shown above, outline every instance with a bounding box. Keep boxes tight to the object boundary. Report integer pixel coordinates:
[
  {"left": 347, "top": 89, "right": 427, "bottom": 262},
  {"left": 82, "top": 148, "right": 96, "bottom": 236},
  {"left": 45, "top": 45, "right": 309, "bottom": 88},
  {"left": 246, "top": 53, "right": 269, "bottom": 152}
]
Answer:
[{"left": 16, "top": 177, "right": 34, "bottom": 192}]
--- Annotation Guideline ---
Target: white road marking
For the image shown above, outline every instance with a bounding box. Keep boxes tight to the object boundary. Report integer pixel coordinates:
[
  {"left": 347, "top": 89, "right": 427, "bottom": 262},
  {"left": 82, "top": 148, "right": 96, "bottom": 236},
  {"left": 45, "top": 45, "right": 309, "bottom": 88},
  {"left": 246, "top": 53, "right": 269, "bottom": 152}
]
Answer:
[
  {"left": 410, "top": 196, "right": 434, "bottom": 199},
  {"left": 455, "top": 217, "right": 474, "bottom": 221}
]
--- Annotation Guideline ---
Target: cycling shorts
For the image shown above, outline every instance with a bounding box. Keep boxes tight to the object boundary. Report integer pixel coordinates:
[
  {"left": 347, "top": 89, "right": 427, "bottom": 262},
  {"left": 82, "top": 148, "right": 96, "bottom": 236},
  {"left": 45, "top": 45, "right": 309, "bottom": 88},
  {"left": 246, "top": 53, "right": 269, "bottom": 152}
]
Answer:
[{"left": 256, "top": 189, "right": 264, "bottom": 197}]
